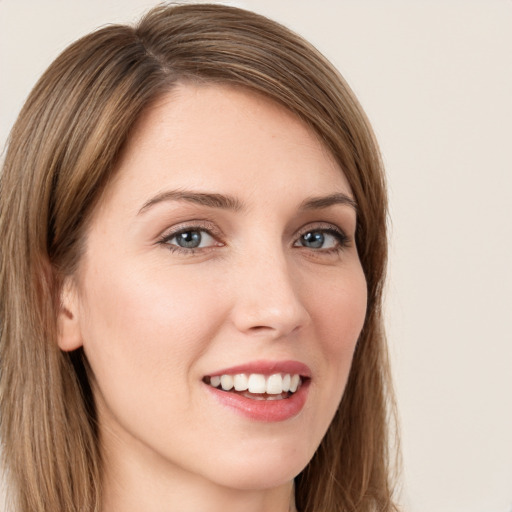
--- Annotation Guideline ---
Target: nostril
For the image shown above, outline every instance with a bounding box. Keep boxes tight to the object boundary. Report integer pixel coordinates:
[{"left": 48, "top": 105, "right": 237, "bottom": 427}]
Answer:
[{"left": 246, "top": 323, "right": 303, "bottom": 338}]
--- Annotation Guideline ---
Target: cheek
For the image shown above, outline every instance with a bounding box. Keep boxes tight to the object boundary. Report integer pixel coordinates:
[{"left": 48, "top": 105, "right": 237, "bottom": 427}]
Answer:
[
  {"left": 76, "top": 257, "right": 233, "bottom": 455},
  {"left": 305, "top": 262, "right": 367, "bottom": 410},
  {"left": 77, "top": 256, "right": 227, "bottom": 396},
  {"left": 290, "top": 261, "right": 367, "bottom": 452},
  {"left": 311, "top": 264, "right": 367, "bottom": 356}
]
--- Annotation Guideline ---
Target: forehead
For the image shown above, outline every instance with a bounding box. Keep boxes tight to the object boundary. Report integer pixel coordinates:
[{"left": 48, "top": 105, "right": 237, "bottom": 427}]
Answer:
[{"left": 105, "top": 83, "right": 352, "bottom": 211}]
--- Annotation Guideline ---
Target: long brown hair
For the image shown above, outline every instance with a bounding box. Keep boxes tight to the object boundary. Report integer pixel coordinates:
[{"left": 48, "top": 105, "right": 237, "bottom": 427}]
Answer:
[{"left": 0, "top": 4, "right": 398, "bottom": 511}]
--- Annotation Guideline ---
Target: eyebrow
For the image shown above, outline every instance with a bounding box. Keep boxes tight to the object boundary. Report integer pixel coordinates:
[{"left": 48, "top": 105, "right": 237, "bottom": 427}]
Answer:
[
  {"left": 138, "top": 190, "right": 244, "bottom": 214},
  {"left": 299, "top": 193, "right": 358, "bottom": 212},
  {"left": 138, "top": 189, "right": 357, "bottom": 215}
]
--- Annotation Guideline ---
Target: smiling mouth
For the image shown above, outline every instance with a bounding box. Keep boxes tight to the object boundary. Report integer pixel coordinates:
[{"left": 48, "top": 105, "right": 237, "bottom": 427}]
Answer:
[{"left": 203, "top": 373, "right": 305, "bottom": 401}]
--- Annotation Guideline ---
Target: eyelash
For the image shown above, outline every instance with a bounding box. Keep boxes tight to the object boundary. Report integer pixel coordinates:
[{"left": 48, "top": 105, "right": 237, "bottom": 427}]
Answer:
[
  {"left": 157, "top": 222, "right": 351, "bottom": 255},
  {"left": 157, "top": 221, "right": 222, "bottom": 255},
  {"left": 294, "top": 225, "right": 350, "bottom": 254}
]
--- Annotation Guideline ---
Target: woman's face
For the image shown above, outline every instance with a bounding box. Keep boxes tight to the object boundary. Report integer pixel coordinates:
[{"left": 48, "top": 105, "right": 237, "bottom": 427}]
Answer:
[{"left": 61, "top": 84, "right": 367, "bottom": 491}]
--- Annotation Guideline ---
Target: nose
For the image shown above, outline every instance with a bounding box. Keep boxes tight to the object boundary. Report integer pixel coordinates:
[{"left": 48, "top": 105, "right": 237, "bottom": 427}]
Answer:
[{"left": 230, "top": 247, "right": 311, "bottom": 339}]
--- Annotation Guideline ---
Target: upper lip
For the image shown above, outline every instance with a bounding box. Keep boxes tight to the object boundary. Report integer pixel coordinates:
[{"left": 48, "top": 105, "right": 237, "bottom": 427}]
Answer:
[{"left": 206, "top": 360, "right": 312, "bottom": 378}]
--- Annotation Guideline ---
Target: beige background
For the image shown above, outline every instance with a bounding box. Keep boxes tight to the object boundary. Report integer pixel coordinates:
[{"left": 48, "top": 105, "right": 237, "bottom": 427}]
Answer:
[{"left": 1, "top": 1, "right": 511, "bottom": 511}]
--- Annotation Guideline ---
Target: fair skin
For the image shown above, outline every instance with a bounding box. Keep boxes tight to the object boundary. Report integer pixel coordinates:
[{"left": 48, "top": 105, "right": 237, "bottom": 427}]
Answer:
[{"left": 58, "top": 84, "right": 367, "bottom": 512}]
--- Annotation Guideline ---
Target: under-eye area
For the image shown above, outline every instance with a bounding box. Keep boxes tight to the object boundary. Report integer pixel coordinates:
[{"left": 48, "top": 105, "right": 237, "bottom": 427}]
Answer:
[{"left": 203, "top": 373, "right": 308, "bottom": 401}]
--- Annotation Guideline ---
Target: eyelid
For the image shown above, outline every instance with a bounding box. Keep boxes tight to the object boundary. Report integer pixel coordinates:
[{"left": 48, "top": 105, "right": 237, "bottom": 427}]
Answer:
[
  {"left": 156, "top": 219, "right": 352, "bottom": 255},
  {"left": 157, "top": 220, "right": 224, "bottom": 249},
  {"left": 293, "top": 222, "right": 351, "bottom": 250},
  {"left": 295, "top": 222, "right": 350, "bottom": 240},
  {"left": 159, "top": 220, "right": 221, "bottom": 239}
]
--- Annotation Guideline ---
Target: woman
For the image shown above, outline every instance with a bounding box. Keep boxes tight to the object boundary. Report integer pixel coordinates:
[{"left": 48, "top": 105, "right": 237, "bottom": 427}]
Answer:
[{"left": 0, "top": 4, "right": 398, "bottom": 512}]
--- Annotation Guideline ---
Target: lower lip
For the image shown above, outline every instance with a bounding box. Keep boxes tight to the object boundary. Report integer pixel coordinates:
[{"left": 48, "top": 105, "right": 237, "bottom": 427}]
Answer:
[{"left": 204, "top": 380, "right": 310, "bottom": 422}]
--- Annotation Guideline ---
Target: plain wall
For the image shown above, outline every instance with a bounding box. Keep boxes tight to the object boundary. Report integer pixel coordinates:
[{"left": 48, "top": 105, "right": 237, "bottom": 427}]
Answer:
[{"left": 1, "top": 1, "right": 511, "bottom": 511}]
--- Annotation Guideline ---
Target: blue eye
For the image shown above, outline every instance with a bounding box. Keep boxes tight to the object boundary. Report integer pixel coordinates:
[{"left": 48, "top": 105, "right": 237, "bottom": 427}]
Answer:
[
  {"left": 300, "top": 231, "right": 326, "bottom": 249},
  {"left": 174, "top": 230, "right": 202, "bottom": 248},
  {"left": 163, "top": 229, "right": 217, "bottom": 250},
  {"left": 295, "top": 228, "right": 348, "bottom": 251}
]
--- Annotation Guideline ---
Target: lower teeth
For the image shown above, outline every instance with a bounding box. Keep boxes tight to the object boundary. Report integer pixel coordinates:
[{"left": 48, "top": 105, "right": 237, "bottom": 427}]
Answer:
[
  {"left": 239, "top": 391, "right": 288, "bottom": 400},
  {"left": 207, "top": 384, "right": 293, "bottom": 400}
]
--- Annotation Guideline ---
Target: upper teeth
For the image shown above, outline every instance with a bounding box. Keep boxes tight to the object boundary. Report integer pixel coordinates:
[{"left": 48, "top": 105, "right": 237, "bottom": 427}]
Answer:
[{"left": 209, "top": 373, "right": 301, "bottom": 394}]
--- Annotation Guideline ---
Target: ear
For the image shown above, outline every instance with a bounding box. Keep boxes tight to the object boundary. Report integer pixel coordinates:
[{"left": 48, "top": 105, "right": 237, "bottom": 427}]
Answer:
[{"left": 57, "top": 277, "right": 83, "bottom": 352}]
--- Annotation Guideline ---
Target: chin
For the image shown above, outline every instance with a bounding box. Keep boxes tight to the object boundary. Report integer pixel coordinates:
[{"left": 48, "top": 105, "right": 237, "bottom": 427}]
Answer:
[{"left": 198, "top": 442, "right": 313, "bottom": 491}]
